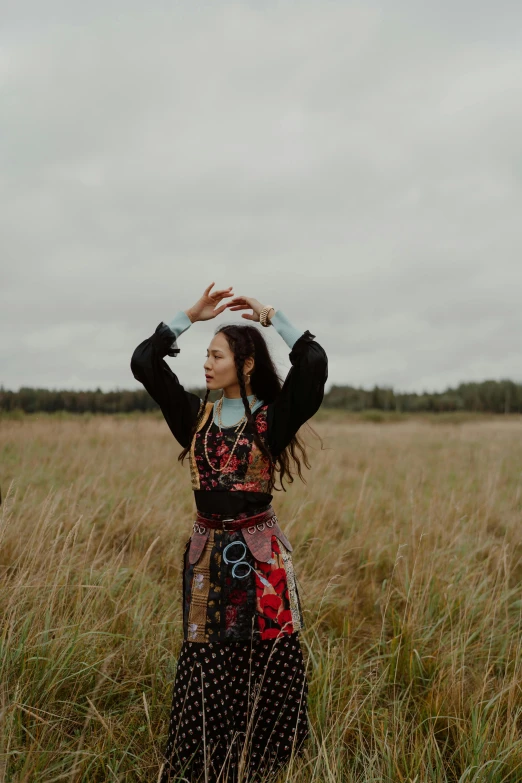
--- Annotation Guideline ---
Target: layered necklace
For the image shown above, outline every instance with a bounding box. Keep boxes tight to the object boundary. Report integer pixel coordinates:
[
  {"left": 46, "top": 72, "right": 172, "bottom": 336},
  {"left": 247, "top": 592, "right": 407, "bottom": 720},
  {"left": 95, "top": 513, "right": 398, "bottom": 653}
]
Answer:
[{"left": 204, "top": 393, "right": 258, "bottom": 472}]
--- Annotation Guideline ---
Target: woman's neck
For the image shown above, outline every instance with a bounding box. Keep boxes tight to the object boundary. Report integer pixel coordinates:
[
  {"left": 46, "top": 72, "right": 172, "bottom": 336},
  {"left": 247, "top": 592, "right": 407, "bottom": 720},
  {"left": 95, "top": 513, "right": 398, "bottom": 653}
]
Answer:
[
  {"left": 213, "top": 392, "right": 264, "bottom": 427},
  {"left": 222, "top": 392, "right": 256, "bottom": 404}
]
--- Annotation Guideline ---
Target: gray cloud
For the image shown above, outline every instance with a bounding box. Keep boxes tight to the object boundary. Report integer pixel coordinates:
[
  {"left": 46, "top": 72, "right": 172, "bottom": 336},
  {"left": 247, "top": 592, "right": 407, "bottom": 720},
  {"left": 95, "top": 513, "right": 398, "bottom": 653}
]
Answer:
[{"left": 1, "top": 1, "right": 521, "bottom": 393}]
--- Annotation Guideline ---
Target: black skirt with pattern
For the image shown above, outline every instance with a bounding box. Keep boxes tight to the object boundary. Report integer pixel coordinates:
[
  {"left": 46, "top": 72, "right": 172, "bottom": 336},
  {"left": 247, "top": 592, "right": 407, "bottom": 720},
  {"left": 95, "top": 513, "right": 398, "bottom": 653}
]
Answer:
[{"left": 159, "top": 631, "right": 309, "bottom": 783}]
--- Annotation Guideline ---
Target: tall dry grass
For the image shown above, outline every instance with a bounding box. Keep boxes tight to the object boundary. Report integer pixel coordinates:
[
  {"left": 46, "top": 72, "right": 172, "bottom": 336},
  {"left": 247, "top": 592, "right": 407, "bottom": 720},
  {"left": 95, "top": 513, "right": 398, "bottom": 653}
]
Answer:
[{"left": 1, "top": 411, "right": 522, "bottom": 782}]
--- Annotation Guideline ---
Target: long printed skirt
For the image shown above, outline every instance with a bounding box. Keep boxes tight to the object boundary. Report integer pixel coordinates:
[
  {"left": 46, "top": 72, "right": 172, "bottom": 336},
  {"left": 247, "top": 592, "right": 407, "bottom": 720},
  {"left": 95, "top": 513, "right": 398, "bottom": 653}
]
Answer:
[{"left": 159, "top": 631, "right": 309, "bottom": 782}]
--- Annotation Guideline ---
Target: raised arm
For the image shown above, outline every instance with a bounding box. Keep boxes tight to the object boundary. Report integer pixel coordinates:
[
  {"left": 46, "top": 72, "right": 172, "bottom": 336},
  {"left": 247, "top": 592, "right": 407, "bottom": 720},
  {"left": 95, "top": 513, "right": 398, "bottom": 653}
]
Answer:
[
  {"left": 130, "top": 283, "right": 234, "bottom": 448},
  {"left": 223, "top": 296, "right": 328, "bottom": 458},
  {"left": 266, "top": 313, "right": 328, "bottom": 457},
  {"left": 130, "top": 312, "right": 202, "bottom": 448}
]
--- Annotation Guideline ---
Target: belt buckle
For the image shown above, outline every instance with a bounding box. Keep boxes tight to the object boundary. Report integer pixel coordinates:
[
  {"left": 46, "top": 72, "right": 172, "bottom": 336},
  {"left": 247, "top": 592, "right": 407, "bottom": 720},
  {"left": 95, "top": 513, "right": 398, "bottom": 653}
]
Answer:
[{"left": 221, "top": 517, "right": 236, "bottom": 531}]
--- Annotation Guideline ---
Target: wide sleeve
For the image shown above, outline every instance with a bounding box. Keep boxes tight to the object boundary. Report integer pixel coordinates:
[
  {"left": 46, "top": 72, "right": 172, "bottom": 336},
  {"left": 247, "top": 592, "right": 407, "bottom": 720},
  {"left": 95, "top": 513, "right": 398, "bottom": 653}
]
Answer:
[
  {"left": 266, "top": 328, "right": 328, "bottom": 458},
  {"left": 130, "top": 316, "right": 202, "bottom": 449}
]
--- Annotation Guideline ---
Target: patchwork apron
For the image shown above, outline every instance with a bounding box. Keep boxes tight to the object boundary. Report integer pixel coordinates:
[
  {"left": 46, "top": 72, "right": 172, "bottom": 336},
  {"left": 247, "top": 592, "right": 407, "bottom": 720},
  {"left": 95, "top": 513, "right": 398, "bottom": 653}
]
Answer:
[{"left": 182, "top": 506, "right": 305, "bottom": 643}]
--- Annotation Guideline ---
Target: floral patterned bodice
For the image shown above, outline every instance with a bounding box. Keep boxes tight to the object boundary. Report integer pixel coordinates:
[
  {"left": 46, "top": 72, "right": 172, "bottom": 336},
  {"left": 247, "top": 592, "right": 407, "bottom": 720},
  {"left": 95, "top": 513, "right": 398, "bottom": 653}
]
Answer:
[{"left": 190, "top": 402, "right": 272, "bottom": 493}]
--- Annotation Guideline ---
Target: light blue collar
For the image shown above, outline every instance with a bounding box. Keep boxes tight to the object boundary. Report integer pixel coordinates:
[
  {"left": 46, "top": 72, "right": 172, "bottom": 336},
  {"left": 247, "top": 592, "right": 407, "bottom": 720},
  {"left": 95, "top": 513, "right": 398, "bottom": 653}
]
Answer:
[
  {"left": 212, "top": 393, "right": 263, "bottom": 427},
  {"left": 221, "top": 393, "right": 256, "bottom": 407}
]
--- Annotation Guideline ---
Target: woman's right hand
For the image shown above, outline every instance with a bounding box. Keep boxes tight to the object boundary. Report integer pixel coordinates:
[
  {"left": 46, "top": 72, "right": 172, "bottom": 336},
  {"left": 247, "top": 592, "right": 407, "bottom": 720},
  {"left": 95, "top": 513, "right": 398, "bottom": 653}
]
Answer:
[{"left": 185, "top": 282, "right": 234, "bottom": 322}]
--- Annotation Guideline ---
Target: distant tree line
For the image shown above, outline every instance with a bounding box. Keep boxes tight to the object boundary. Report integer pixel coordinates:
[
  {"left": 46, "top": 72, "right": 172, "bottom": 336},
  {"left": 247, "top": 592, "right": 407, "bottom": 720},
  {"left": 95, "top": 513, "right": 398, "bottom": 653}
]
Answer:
[
  {"left": 324, "top": 380, "right": 522, "bottom": 413},
  {"left": 1, "top": 380, "right": 521, "bottom": 415}
]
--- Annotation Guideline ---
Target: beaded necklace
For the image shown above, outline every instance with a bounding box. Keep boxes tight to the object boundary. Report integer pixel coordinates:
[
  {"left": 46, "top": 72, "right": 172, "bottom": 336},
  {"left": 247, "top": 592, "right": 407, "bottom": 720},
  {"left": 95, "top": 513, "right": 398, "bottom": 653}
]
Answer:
[{"left": 203, "top": 394, "right": 258, "bottom": 472}]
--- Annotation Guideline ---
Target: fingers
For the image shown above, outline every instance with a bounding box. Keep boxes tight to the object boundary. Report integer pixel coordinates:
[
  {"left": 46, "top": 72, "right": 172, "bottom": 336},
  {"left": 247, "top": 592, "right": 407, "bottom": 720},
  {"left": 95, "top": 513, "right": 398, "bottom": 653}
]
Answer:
[
  {"left": 205, "top": 282, "right": 234, "bottom": 297},
  {"left": 205, "top": 292, "right": 257, "bottom": 320},
  {"left": 210, "top": 286, "right": 234, "bottom": 300},
  {"left": 226, "top": 299, "right": 250, "bottom": 308}
]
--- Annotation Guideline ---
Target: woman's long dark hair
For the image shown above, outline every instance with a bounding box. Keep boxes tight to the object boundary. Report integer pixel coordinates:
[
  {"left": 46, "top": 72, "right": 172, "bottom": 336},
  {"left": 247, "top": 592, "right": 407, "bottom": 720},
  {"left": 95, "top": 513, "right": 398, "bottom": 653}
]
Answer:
[{"left": 177, "top": 323, "right": 324, "bottom": 493}]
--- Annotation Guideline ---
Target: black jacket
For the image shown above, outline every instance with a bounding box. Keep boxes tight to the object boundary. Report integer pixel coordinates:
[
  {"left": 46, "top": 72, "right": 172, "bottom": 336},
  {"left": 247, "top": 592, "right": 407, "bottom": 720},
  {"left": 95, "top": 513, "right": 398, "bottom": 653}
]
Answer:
[{"left": 131, "top": 320, "right": 328, "bottom": 457}]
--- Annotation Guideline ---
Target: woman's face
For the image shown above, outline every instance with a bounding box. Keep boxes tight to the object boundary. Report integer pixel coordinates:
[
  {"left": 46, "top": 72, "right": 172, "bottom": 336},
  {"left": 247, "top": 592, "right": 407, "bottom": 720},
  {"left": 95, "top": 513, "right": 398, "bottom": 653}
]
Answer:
[{"left": 203, "top": 332, "right": 253, "bottom": 393}]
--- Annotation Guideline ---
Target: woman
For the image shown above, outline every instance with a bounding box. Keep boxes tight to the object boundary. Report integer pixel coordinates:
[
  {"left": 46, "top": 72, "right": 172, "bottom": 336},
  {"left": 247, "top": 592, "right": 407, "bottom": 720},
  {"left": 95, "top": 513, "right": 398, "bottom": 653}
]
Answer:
[{"left": 130, "top": 282, "right": 328, "bottom": 782}]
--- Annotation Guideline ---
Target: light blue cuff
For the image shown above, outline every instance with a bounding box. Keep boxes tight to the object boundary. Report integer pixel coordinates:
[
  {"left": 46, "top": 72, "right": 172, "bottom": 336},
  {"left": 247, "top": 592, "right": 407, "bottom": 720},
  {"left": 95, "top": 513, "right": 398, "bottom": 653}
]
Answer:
[
  {"left": 167, "top": 310, "right": 193, "bottom": 339},
  {"left": 270, "top": 309, "right": 304, "bottom": 349}
]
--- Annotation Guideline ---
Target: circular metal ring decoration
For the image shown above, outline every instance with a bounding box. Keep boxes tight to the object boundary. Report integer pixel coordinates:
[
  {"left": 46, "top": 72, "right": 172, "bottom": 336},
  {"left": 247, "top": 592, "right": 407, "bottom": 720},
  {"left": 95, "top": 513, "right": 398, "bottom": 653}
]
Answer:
[
  {"left": 223, "top": 539, "right": 273, "bottom": 588},
  {"left": 223, "top": 540, "right": 247, "bottom": 563},
  {"left": 232, "top": 560, "right": 252, "bottom": 579},
  {"left": 223, "top": 540, "right": 253, "bottom": 580}
]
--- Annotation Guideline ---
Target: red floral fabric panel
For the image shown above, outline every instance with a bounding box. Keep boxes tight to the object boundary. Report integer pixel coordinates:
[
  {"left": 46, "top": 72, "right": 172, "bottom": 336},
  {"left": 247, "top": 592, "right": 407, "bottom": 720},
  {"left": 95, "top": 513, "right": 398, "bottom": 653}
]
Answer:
[{"left": 255, "top": 537, "right": 300, "bottom": 640}]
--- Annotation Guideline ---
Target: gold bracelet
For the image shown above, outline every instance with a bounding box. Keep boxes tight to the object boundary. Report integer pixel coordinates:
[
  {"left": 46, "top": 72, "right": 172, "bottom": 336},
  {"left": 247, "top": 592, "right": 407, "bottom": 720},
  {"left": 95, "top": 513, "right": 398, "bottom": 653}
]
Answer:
[{"left": 260, "top": 305, "right": 275, "bottom": 327}]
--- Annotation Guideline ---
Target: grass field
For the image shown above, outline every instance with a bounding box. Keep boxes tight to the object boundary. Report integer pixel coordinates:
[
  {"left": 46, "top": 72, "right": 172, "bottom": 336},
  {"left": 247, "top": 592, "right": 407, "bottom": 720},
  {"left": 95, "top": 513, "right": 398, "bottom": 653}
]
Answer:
[{"left": 1, "top": 411, "right": 522, "bottom": 782}]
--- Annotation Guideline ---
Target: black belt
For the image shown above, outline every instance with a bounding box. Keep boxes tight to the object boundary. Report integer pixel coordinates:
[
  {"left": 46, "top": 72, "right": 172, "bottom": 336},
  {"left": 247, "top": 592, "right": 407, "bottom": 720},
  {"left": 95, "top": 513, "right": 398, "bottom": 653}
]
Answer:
[{"left": 193, "top": 489, "right": 273, "bottom": 517}]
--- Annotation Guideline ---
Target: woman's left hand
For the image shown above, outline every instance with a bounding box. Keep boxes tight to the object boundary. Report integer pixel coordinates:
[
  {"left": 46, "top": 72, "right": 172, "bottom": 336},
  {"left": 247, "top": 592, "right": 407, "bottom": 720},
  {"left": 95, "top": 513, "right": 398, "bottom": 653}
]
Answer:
[{"left": 225, "top": 296, "right": 274, "bottom": 322}]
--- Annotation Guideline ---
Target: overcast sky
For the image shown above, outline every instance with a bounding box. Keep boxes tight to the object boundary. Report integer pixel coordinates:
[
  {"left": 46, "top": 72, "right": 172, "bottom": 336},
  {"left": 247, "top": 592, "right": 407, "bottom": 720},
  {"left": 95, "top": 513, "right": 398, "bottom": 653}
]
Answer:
[{"left": 1, "top": 0, "right": 521, "bottom": 395}]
